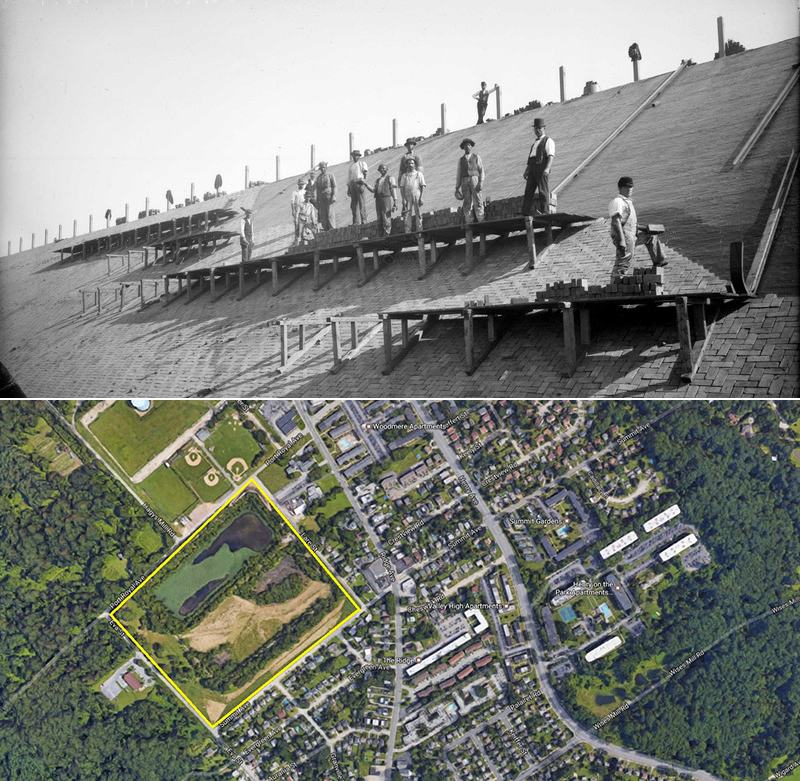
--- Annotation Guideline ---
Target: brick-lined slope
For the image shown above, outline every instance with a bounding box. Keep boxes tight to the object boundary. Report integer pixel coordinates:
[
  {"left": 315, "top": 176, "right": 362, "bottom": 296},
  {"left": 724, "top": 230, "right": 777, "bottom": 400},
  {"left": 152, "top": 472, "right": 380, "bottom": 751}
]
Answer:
[{"left": 0, "top": 38, "right": 796, "bottom": 397}]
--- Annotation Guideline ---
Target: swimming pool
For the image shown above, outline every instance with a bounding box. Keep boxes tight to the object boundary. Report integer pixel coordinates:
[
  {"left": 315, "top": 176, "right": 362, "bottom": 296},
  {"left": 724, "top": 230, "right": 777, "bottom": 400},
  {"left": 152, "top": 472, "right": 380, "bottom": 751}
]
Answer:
[
  {"left": 556, "top": 524, "right": 569, "bottom": 538},
  {"left": 598, "top": 603, "right": 613, "bottom": 620}
]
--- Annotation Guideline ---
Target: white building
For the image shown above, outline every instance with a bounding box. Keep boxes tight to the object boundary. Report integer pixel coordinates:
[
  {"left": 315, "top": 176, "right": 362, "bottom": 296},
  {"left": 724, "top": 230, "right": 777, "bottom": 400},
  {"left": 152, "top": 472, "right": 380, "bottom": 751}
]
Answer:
[
  {"left": 659, "top": 533, "right": 698, "bottom": 562},
  {"left": 585, "top": 635, "right": 623, "bottom": 662},
  {"left": 599, "top": 531, "right": 639, "bottom": 560},
  {"left": 643, "top": 504, "right": 681, "bottom": 533}
]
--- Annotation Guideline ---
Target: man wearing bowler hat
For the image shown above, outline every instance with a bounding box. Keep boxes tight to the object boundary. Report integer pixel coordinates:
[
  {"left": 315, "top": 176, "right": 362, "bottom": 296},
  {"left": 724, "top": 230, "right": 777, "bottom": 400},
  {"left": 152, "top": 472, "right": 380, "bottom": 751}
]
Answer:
[
  {"left": 347, "top": 149, "right": 369, "bottom": 225},
  {"left": 522, "top": 118, "right": 555, "bottom": 216},
  {"left": 399, "top": 137, "right": 423, "bottom": 179},
  {"left": 455, "top": 138, "right": 485, "bottom": 223},
  {"left": 609, "top": 175, "right": 668, "bottom": 280}
]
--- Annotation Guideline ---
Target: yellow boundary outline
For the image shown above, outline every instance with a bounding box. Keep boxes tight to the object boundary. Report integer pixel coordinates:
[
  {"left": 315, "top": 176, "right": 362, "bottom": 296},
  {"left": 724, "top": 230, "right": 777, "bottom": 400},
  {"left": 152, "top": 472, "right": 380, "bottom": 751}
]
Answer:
[{"left": 109, "top": 477, "right": 361, "bottom": 728}]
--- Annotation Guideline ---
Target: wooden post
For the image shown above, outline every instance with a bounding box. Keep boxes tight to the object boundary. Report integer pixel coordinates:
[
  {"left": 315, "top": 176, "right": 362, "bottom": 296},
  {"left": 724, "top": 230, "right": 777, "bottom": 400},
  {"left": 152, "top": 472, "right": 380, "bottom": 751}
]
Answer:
[
  {"left": 495, "top": 84, "right": 502, "bottom": 119},
  {"left": 430, "top": 239, "right": 438, "bottom": 266},
  {"left": 209, "top": 270, "right": 217, "bottom": 301},
  {"left": 310, "top": 144, "right": 316, "bottom": 168},
  {"left": 275, "top": 155, "right": 280, "bottom": 181},
  {"left": 372, "top": 249, "right": 380, "bottom": 272},
  {"left": 401, "top": 317, "right": 409, "bottom": 348},
  {"left": 562, "top": 303, "right": 577, "bottom": 375},
  {"left": 245, "top": 165, "right": 249, "bottom": 189},
  {"left": 163, "top": 275, "right": 170, "bottom": 305},
  {"left": 559, "top": 66, "right": 566, "bottom": 102},
  {"left": 107, "top": 255, "right": 111, "bottom": 275},
  {"left": 58, "top": 224, "right": 63, "bottom": 240},
  {"left": 238, "top": 264, "right": 245, "bottom": 299},
  {"left": 440, "top": 103, "right": 447, "bottom": 134},
  {"left": 392, "top": 118, "right": 398, "bottom": 147},
  {"left": 356, "top": 244, "right": 366, "bottom": 285},
  {"left": 579, "top": 307, "right": 591, "bottom": 345},
  {"left": 73, "top": 219, "right": 77, "bottom": 237},
  {"left": 125, "top": 203, "right": 129, "bottom": 222},
  {"left": 271, "top": 259, "right": 279, "bottom": 296},
  {"left": 88, "top": 215, "right": 93, "bottom": 233},
  {"left": 81, "top": 290, "right": 87, "bottom": 314},
  {"left": 119, "top": 284, "right": 125, "bottom": 311},
  {"left": 96, "top": 287, "right": 101, "bottom": 314},
  {"left": 298, "top": 324, "right": 306, "bottom": 350},
  {"left": 382, "top": 315, "right": 393, "bottom": 372},
  {"left": 127, "top": 250, "right": 131, "bottom": 273},
  {"left": 417, "top": 233, "right": 426, "bottom": 278},
  {"left": 464, "top": 308, "right": 475, "bottom": 374},
  {"left": 313, "top": 250, "right": 321, "bottom": 289},
  {"left": 186, "top": 272, "right": 194, "bottom": 302},
  {"left": 525, "top": 217, "right": 537, "bottom": 269},
  {"left": 478, "top": 232, "right": 487, "bottom": 257},
  {"left": 350, "top": 320, "right": 358, "bottom": 349},
  {"left": 463, "top": 224, "right": 474, "bottom": 273},
  {"left": 717, "top": 16, "right": 725, "bottom": 59},
  {"left": 44, "top": 228, "right": 49, "bottom": 244},
  {"left": 280, "top": 322, "right": 289, "bottom": 366},
  {"left": 633, "top": 59, "right": 640, "bottom": 82},
  {"left": 676, "top": 296, "right": 693, "bottom": 373},
  {"left": 31, "top": 233, "right": 35, "bottom": 249},
  {"left": 331, "top": 319, "right": 342, "bottom": 367}
]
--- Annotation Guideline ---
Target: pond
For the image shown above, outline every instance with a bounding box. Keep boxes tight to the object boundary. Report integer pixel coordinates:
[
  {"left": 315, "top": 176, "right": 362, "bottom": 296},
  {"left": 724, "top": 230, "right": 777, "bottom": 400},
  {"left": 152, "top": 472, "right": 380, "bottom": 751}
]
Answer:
[
  {"left": 193, "top": 512, "right": 273, "bottom": 564},
  {"left": 179, "top": 576, "right": 228, "bottom": 615}
]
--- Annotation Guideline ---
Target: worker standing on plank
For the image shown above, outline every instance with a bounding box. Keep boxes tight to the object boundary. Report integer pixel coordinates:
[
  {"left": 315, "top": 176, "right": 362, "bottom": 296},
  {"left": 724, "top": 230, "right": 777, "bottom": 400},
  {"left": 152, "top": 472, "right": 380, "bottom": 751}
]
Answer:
[
  {"left": 522, "top": 118, "right": 555, "bottom": 216},
  {"left": 314, "top": 161, "right": 337, "bottom": 231},
  {"left": 399, "top": 138, "right": 423, "bottom": 179},
  {"left": 291, "top": 178, "right": 307, "bottom": 244},
  {"left": 609, "top": 176, "right": 668, "bottom": 280},
  {"left": 363, "top": 164, "right": 398, "bottom": 236},
  {"left": 455, "top": 138, "right": 485, "bottom": 223},
  {"left": 399, "top": 158, "right": 425, "bottom": 233},
  {"left": 347, "top": 150, "right": 369, "bottom": 225},
  {"left": 240, "top": 207, "right": 254, "bottom": 262}
]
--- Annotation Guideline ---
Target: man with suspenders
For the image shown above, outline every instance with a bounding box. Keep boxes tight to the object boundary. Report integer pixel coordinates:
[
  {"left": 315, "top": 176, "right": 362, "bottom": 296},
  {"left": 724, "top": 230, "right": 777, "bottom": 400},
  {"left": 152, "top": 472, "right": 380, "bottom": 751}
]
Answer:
[{"left": 522, "top": 118, "right": 554, "bottom": 216}]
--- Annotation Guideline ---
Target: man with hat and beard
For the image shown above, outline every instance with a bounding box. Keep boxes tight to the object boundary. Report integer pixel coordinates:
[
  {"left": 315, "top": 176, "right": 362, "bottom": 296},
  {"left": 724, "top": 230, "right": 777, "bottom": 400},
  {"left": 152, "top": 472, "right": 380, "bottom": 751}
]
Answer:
[
  {"left": 240, "top": 207, "right": 254, "bottom": 263},
  {"left": 347, "top": 150, "right": 370, "bottom": 225},
  {"left": 455, "top": 138, "right": 485, "bottom": 223},
  {"left": 314, "top": 161, "right": 337, "bottom": 231},
  {"left": 398, "top": 138, "right": 423, "bottom": 179},
  {"left": 522, "top": 118, "right": 555, "bottom": 216},
  {"left": 609, "top": 175, "right": 668, "bottom": 280}
]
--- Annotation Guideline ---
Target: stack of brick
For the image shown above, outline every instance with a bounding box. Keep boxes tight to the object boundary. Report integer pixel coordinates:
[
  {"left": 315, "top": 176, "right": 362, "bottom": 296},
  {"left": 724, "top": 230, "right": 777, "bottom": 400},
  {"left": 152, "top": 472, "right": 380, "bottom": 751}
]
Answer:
[
  {"left": 536, "top": 267, "right": 664, "bottom": 300},
  {"left": 484, "top": 196, "right": 524, "bottom": 220}
]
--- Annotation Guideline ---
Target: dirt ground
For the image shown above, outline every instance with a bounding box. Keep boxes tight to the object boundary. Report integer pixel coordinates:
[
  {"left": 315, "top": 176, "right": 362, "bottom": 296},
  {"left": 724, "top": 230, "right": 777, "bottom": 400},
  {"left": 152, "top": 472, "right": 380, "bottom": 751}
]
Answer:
[{"left": 182, "top": 579, "right": 331, "bottom": 653}]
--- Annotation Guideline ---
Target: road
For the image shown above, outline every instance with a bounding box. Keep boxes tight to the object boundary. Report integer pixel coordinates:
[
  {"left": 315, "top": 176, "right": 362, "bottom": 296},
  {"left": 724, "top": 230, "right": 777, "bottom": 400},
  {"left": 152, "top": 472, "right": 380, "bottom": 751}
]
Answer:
[{"left": 412, "top": 400, "right": 726, "bottom": 781}]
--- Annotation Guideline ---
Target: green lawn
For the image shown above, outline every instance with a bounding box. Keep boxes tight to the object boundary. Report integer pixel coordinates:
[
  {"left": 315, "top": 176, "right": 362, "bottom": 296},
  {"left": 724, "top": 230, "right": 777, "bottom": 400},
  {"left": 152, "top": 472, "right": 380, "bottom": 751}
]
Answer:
[
  {"left": 90, "top": 400, "right": 208, "bottom": 476},
  {"left": 134, "top": 526, "right": 164, "bottom": 555},
  {"left": 171, "top": 445, "right": 229, "bottom": 503},
  {"left": 154, "top": 544, "right": 255, "bottom": 614},
  {"left": 139, "top": 465, "right": 197, "bottom": 521},
  {"left": 101, "top": 554, "right": 128, "bottom": 582},
  {"left": 259, "top": 462, "right": 294, "bottom": 491},
  {"left": 205, "top": 410, "right": 262, "bottom": 480}
]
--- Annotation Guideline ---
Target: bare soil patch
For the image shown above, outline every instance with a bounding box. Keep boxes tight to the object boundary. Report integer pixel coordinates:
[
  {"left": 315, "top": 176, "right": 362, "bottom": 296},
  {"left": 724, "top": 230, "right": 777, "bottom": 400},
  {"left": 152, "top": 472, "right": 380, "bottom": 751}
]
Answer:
[{"left": 254, "top": 555, "right": 302, "bottom": 593}]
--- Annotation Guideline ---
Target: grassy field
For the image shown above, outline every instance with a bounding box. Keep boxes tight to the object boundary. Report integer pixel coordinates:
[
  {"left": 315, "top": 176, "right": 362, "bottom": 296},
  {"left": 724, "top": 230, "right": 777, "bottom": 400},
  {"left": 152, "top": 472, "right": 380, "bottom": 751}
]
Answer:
[
  {"left": 155, "top": 544, "right": 254, "bottom": 614},
  {"left": 139, "top": 465, "right": 198, "bottom": 521},
  {"left": 204, "top": 409, "right": 262, "bottom": 481},
  {"left": 134, "top": 527, "right": 164, "bottom": 555},
  {"left": 171, "top": 445, "right": 229, "bottom": 503},
  {"left": 24, "top": 417, "right": 82, "bottom": 476},
  {"left": 258, "top": 462, "right": 294, "bottom": 491},
  {"left": 101, "top": 554, "right": 128, "bottom": 581},
  {"left": 90, "top": 400, "right": 208, "bottom": 475}
]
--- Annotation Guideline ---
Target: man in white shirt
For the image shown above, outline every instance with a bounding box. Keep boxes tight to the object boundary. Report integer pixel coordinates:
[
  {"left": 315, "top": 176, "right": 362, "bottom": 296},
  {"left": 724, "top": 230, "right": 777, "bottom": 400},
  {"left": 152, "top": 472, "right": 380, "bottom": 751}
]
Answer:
[
  {"left": 399, "top": 158, "right": 425, "bottom": 233},
  {"left": 347, "top": 150, "right": 369, "bottom": 225},
  {"left": 363, "top": 164, "right": 398, "bottom": 236},
  {"left": 609, "top": 176, "right": 667, "bottom": 280},
  {"left": 291, "top": 179, "right": 306, "bottom": 244},
  {"left": 455, "top": 138, "right": 485, "bottom": 223},
  {"left": 522, "top": 118, "right": 555, "bottom": 216}
]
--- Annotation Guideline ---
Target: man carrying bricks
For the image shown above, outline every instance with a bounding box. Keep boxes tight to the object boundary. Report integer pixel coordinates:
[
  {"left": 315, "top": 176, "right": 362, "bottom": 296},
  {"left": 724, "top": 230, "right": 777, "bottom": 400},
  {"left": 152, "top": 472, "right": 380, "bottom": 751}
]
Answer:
[
  {"left": 399, "top": 138, "right": 422, "bottom": 179},
  {"left": 399, "top": 158, "right": 425, "bottom": 233},
  {"left": 347, "top": 150, "right": 369, "bottom": 225},
  {"left": 314, "top": 161, "right": 337, "bottom": 231},
  {"left": 239, "top": 207, "right": 254, "bottom": 262},
  {"left": 609, "top": 175, "right": 668, "bottom": 281},
  {"left": 522, "top": 118, "right": 554, "bottom": 216},
  {"left": 455, "top": 138, "right": 485, "bottom": 223},
  {"left": 363, "top": 164, "right": 398, "bottom": 236}
]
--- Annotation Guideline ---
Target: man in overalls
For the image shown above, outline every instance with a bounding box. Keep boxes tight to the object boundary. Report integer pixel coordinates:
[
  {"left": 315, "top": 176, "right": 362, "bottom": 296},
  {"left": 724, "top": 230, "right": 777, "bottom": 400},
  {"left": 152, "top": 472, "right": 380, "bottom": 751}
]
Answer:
[
  {"left": 314, "top": 161, "right": 337, "bottom": 231},
  {"left": 363, "top": 164, "right": 398, "bottom": 236}
]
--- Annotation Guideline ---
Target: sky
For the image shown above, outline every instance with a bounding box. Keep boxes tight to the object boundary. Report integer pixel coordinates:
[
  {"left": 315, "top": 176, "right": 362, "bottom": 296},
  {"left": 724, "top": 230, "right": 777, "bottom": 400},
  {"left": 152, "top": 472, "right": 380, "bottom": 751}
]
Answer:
[{"left": 0, "top": 0, "right": 797, "bottom": 251}]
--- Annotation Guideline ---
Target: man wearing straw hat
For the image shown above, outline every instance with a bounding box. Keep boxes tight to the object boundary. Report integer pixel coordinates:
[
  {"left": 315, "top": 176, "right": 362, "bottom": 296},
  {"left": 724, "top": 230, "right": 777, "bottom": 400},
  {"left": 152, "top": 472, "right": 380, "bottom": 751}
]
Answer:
[
  {"left": 455, "top": 138, "right": 485, "bottom": 223},
  {"left": 347, "top": 150, "right": 370, "bottom": 225}
]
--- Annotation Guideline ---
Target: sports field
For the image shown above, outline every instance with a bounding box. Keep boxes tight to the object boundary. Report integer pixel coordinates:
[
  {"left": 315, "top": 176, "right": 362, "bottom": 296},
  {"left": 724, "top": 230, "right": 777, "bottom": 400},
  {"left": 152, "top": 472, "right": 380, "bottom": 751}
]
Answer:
[
  {"left": 172, "top": 444, "right": 229, "bottom": 503},
  {"left": 139, "top": 465, "right": 197, "bottom": 520},
  {"left": 89, "top": 400, "right": 208, "bottom": 475},
  {"left": 205, "top": 410, "right": 261, "bottom": 481}
]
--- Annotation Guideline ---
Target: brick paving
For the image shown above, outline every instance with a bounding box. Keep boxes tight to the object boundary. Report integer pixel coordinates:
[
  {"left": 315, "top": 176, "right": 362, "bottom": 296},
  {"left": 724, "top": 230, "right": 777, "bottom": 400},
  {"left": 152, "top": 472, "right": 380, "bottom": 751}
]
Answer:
[{"left": 0, "top": 39, "right": 797, "bottom": 398}]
